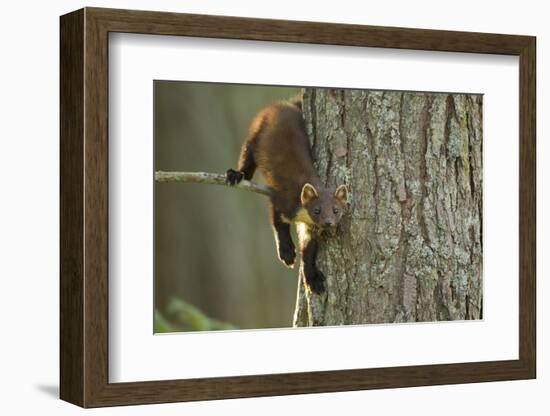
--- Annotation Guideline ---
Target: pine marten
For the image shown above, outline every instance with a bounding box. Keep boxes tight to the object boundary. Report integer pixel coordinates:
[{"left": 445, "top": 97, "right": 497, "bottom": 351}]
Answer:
[{"left": 226, "top": 96, "right": 348, "bottom": 294}]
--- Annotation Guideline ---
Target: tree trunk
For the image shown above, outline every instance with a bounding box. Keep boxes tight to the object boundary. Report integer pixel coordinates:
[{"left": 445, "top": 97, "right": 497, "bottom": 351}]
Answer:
[{"left": 293, "top": 88, "right": 483, "bottom": 327}]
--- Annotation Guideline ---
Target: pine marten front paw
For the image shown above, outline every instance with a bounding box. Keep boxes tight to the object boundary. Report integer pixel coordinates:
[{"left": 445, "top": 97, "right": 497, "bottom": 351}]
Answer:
[
  {"left": 306, "top": 271, "right": 326, "bottom": 295},
  {"left": 225, "top": 169, "right": 245, "bottom": 185},
  {"left": 278, "top": 245, "right": 296, "bottom": 268}
]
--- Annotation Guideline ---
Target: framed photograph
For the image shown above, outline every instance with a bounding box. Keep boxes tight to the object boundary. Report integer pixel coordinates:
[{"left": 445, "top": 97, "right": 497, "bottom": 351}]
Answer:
[{"left": 60, "top": 7, "right": 536, "bottom": 408}]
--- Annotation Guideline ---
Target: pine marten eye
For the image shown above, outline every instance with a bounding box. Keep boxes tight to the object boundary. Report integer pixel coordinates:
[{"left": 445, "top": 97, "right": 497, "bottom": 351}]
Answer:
[
  {"left": 333, "top": 207, "right": 340, "bottom": 214},
  {"left": 313, "top": 207, "right": 321, "bottom": 215}
]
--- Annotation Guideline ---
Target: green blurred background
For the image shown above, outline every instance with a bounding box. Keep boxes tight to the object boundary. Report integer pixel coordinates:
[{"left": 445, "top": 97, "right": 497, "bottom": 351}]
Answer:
[{"left": 154, "top": 81, "right": 302, "bottom": 332}]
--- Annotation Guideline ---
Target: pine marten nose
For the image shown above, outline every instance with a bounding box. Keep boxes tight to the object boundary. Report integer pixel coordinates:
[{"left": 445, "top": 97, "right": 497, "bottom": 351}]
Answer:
[{"left": 323, "top": 220, "right": 335, "bottom": 228}]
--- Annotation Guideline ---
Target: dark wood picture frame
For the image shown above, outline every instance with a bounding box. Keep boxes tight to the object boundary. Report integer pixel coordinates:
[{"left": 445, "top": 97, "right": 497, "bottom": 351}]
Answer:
[{"left": 60, "top": 7, "right": 536, "bottom": 408}]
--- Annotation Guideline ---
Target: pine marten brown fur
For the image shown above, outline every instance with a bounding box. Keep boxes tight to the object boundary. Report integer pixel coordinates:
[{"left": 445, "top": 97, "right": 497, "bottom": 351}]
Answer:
[{"left": 226, "top": 96, "right": 348, "bottom": 294}]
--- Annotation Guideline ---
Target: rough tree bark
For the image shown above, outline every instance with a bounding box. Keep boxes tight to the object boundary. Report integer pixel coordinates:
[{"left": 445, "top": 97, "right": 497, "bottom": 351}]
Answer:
[{"left": 293, "top": 88, "right": 483, "bottom": 327}]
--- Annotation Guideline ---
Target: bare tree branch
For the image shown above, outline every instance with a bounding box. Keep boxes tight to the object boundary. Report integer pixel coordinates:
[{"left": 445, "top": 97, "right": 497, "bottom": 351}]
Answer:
[{"left": 155, "top": 171, "right": 272, "bottom": 197}]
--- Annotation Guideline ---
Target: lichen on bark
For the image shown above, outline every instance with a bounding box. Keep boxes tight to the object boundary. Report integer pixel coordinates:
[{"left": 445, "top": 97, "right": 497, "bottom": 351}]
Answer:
[{"left": 293, "top": 88, "right": 483, "bottom": 327}]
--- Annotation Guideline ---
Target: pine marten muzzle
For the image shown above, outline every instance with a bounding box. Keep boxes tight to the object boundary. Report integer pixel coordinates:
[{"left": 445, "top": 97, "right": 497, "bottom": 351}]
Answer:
[{"left": 226, "top": 96, "right": 348, "bottom": 294}]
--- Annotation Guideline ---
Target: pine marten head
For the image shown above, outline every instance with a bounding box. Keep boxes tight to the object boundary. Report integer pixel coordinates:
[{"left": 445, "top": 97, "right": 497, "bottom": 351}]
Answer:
[{"left": 299, "top": 183, "right": 349, "bottom": 230}]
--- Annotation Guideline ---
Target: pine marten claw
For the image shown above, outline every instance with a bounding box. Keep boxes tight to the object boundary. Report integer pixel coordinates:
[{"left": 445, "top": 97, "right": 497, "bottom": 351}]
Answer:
[
  {"left": 225, "top": 169, "right": 244, "bottom": 185},
  {"left": 278, "top": 247, "right": 296, "bottom": 268},
  {"left": 280, "top": 257, "right": 295, "bottom": 269},
  {"left": 307, "top": 271, "right": 326, "bottom": 294}
]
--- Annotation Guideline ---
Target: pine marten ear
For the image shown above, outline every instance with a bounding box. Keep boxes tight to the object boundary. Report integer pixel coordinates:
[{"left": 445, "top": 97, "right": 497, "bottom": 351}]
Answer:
[
  {"left": 301, "top": 183, "right": 318, "bottom": 205},
  {"left": 335, "top": 184, "right": 349, "bottom": 205}
]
